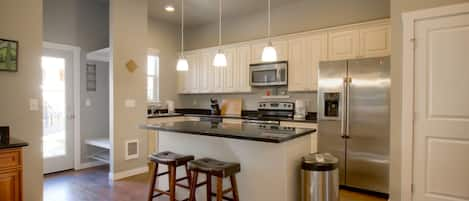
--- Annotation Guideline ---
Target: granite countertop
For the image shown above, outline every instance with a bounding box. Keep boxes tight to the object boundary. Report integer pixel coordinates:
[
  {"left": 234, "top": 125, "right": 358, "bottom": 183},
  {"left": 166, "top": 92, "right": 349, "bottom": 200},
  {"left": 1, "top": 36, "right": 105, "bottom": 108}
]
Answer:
[
  {"left": 148, "top": 112, "right": 317, "bottom": 123},
  {"left": 141, "top": 121, "right": 316, "bottom": 143},
  {"left": 0, "top": 138, "right": 28, "bottom": 149}
]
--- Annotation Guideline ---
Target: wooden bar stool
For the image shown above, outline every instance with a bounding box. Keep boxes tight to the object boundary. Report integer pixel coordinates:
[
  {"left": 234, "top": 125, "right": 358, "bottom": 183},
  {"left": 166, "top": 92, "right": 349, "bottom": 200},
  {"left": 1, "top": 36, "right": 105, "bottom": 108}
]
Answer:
[
  {"left": 147, "top": 151, "right": 195, "bottom": 201},
  {"left": 188, "top": 158, "right": 241, "bottom": 201}
]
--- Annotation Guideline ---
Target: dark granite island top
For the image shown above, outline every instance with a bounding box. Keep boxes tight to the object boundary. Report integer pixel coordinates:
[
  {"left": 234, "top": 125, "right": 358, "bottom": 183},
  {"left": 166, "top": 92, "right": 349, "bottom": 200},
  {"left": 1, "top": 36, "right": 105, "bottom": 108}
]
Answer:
[
  {"left": 0, "top": 138, "right": 29, "bottom": 149},
  {"left": 141, "top": 121, "right": 316, "bottom": 143}
]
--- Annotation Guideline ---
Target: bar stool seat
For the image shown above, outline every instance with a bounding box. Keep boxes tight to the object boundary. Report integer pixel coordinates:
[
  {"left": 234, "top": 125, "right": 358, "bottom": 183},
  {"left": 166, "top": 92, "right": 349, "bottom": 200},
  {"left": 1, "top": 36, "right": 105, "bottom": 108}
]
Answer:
[
  {"left": 150, "top": 151, "right": 195, "bottom": 165},
  {"left": 148, "top": 151, "right": 195, "bottom": 201},
  {"left": 188, "top": 158, "right": 240, "bottom": 177},
  {"left": 189, "top": 158, "right": 241, "bottom": 201}
]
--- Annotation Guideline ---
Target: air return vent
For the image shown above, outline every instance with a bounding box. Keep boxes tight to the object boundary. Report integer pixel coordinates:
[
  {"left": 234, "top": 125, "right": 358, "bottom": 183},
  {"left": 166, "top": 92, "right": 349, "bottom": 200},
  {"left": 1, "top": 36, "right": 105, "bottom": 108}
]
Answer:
[{"left": 125, "top": 139, "right": 139, "bottom": 160}]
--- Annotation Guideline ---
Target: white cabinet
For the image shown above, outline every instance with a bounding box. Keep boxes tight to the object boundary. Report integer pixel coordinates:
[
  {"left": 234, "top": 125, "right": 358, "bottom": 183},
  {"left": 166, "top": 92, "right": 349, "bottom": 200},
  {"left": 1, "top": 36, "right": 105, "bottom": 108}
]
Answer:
[
  {"left": 328, "top": 24, "right": 391, "bottom": 60},
  {"left": 328, "top": 29, "right": 360, "bottom": 60},
  {"left": 288, "top": 33, "right": 328, "bottom": 92},
  {"left": 222, "top": 47, "right": 236, "bottom": 93},
  {"left": 235, "top": 45, "right": 251, "bottom": 92},
  {"left": 359, "top": 25, "right": 391, "bottom": 58},
  {"left": 280, "top": 121, "right": 318, "bottom": 153},
  {"left": 186, "top": 53, "right": 200, "bottom": 93},
  {"left": 198, "top": 50, "right": 213, "bottom": 93},
  {"left": 251, "top": 40, "right": 288, "bottom": 63}
]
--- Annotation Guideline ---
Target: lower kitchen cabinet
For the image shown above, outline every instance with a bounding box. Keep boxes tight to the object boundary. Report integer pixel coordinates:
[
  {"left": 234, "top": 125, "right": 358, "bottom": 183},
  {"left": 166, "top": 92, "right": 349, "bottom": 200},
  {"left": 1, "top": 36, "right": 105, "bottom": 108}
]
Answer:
[
  {"left": 280, "top": 121, "right": 318, "bottom": 153},
  {"left": 0, "top": 148, "right": 23, "bottom": 201}
]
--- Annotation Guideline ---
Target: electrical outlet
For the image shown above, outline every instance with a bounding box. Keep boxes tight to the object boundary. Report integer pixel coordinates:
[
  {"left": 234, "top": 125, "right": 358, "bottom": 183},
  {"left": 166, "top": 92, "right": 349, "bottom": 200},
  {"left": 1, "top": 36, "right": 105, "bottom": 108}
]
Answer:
[
  {"left": 125, "top": 99, "right": 136, "bottom": 108},
  {"left": 29, "top": 99, "right": 39, "bottom": 111}
]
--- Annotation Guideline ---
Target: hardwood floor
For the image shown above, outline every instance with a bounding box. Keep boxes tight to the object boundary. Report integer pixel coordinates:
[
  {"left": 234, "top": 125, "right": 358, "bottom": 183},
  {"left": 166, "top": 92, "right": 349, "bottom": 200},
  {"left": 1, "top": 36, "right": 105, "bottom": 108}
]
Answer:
[{"left": 44, "top": 165, "right": 386, "bottom": 201}]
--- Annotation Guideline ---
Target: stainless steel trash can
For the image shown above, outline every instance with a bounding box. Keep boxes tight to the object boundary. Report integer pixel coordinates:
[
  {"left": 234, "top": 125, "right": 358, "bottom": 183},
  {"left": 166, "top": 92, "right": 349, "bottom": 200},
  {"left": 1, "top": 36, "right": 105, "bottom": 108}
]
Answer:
[{"left": 301, "top": 153, "right": 339, "bottom": 201}]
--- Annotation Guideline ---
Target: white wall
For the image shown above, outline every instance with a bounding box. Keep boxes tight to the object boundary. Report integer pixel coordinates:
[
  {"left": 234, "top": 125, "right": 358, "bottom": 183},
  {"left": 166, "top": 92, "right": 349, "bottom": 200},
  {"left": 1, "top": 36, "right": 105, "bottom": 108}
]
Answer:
[
  {"left": 110, "top": 0, "right": 148, "bottom": 174},
  {"left": 0, "top": 0, "right": 43, "bottom": 200},
  {"left": 43, "top": 0, "right": 110, "bottom": 163},
  {"left": 185, "top": 0, "right": 390, "bottom": 50},
  {"left": 389, "top": 0, "right": 469, "bottom": 200},
  {"left": 147, "top": 18, "right": 182, "bottom": 107}
]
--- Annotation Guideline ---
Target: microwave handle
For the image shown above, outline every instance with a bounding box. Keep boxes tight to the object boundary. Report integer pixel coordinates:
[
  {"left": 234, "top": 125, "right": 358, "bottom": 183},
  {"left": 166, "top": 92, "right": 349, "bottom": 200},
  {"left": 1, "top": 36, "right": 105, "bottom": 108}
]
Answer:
[{"left": 277, "top": 68, "right": 281, "bottom": 81}]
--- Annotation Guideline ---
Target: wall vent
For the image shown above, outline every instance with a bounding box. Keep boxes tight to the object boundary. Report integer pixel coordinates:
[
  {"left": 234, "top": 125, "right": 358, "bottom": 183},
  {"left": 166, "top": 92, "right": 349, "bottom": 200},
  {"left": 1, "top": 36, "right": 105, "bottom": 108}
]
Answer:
[{"left": 125, "top": 139, "right": 139, "bottom": 160}]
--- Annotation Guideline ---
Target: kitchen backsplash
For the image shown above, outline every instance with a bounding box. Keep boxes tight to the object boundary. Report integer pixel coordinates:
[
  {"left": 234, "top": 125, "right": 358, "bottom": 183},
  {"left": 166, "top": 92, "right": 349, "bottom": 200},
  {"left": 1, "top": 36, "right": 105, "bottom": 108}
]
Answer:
[{"left": 179, "top": 87, "right": 317, "bottom": 112}]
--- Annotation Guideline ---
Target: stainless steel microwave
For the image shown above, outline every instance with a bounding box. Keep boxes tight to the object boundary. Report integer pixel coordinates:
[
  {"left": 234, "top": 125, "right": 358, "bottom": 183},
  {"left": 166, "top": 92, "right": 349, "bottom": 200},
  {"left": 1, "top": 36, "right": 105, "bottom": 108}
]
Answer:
[{"left": 249, "top": 61, "right": 288, "bottom": 87}]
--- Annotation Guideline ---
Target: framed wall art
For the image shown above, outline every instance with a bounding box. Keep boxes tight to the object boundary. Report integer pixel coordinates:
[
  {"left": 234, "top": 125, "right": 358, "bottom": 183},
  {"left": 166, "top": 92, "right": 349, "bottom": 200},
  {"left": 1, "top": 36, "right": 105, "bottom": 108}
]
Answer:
[{"left": 0, "top": 39, "right": 18, "bottom": 72}]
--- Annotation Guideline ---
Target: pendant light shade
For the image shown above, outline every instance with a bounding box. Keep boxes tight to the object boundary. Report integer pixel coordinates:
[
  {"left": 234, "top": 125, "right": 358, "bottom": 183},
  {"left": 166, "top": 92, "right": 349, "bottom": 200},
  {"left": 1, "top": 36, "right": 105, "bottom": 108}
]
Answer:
[
  {"left": 176, "top": 57, "right": 189, "bottom": 71},
  {"left": 177, "top": 0, "right": 188, "bottom": 71},
  {"left": 213, "top": 0, "right": 227, "bottom": 67},
  {"left": 213, "top": 51, "right": 227, "bottom": 67},
  {"left": 262, "top": 43, "right": 278, "bottom": 62},
  {"left": 262, "top": 0, "right": 277, "bottom": 62}
]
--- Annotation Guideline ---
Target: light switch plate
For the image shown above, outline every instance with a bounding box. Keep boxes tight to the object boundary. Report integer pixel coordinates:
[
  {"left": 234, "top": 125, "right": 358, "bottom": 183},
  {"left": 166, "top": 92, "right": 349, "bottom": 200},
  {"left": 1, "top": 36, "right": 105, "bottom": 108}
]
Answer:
[
  {"left": 125, "top": 99, "right": 136, "bottom": 108},
  {"left": 85, "top": 98, "right": 92, "bottom": 107},
  {"left": 29, "top": 99, "right": 39, "bottom": 111}
]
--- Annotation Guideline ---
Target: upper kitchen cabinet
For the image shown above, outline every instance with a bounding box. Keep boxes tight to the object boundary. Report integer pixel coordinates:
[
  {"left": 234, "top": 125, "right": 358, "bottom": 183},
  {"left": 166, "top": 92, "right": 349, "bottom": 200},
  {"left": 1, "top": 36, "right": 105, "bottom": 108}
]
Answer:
[
  {"left": 177, "top": 52, "right": 200, "bottom": 94},
  {"left": 234, "top": 45, "right": 251, "bottom": 92},
  {"left": 222, "top": 47, "right": 237, "bottom": 93},
  {"left": 198, "top": 50, "right": 214, "bottom": 93},
  {"left": 251, "top": 40, "right": 288, "bottom": 64},
  {"left": 328, "top": 21, "right": 391, "bottom": 60},
  {"left": 359, "top": 25, "right": 391, "bottom": 58},
  {"left": 328, "top": 29, "right": 360, "bottom": 61},
  {"left": 288, "top": 33, "right": 328, "bottom": 92}
]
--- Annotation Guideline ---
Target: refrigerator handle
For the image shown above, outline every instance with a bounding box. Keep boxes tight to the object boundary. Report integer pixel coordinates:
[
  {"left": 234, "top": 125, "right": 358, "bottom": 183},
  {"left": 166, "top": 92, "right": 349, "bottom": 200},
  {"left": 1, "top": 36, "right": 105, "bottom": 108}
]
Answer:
[
  {"left": 341, "top": 77, "right": 347, "bottom": 137},
  {"left": 345, "top": 76, "right": 351, "bottom": 138}
]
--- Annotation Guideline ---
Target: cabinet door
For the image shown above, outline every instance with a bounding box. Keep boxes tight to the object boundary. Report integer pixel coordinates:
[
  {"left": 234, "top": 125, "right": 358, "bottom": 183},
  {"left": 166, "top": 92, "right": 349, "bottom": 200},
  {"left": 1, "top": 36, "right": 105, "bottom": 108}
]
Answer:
[
  {"left": 251, "top": 40, "right": 288, "bottom": 63},
  {"left": 199, "top": 51, "right": 212, "bottom": 93},
  {"left": 210, "top": 53, "right": 224, "bottom": 93},
  {"left": 185, "top": 53, "right": 200, "bottom": 93},
  {"left": 236, "top": 45, "right": 252, "bottom": 92},
  {"left": 223, "top": 47, "right": 237, "bottom": 93},
  {"left": 288, "top": 33, "right": 327, "bottom": 91},
  {"left": 177, "top": 71, "right": 188, "bottom": 94},
  {"left": 280, "top": 122, "right": 318, "bottom": 153},
  {"left": 0, "top": 169, "right": 21, "bottom": 201},
  {"left": 359, "top": 25, "right": 391, "bottom": 58},
  {"left": 328, "top": 29, "right": 359, "bottom": 61}
]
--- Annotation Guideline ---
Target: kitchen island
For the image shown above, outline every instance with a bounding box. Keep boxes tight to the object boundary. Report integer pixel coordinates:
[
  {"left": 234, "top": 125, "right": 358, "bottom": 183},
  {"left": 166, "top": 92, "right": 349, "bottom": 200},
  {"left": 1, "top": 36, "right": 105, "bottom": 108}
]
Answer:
[{"left": 141, "top": 121, "right": 316, "bottom": 201}]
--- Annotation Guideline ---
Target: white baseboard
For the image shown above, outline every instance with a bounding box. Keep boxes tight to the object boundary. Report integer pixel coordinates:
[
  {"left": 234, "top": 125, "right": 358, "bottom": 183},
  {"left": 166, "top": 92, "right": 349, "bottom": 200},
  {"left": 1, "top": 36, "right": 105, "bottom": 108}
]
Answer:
[
  {"left": 109, "top": 165, "right": 149, "bottom": 181},
  {"left": 77, "top": 161, "right": 108, "bottom": 170}
]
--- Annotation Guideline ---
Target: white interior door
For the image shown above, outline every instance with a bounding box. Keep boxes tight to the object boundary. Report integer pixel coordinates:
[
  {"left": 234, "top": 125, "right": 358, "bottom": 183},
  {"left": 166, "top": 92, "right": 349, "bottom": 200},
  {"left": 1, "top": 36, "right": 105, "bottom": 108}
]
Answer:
[
  {"left": 42, "top": 47, "right": 75, "bottom": 174},
  {"left": 413, "top": 12, "right": 469, "bottom": 201}
]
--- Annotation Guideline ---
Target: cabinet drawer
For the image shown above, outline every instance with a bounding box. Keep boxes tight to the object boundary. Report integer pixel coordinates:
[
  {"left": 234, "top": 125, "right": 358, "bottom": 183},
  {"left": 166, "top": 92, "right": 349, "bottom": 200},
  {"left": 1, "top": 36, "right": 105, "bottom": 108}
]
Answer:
[{"left": 0, "top": 149, "right": 21, "bottom": 169}]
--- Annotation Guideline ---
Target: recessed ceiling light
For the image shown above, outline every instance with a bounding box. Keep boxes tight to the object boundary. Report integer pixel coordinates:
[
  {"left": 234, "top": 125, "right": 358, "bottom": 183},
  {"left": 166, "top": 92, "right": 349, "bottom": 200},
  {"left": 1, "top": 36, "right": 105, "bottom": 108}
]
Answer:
[{"left": 165, "top": 5, "right": 175, "bottom": 12}]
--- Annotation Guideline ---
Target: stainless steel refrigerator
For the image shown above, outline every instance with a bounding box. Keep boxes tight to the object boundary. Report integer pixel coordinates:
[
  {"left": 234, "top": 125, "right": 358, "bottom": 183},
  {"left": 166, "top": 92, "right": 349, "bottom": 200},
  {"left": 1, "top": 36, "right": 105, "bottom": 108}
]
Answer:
[{"left": 317, "top": 57, "right": 390, "bottom": 194}]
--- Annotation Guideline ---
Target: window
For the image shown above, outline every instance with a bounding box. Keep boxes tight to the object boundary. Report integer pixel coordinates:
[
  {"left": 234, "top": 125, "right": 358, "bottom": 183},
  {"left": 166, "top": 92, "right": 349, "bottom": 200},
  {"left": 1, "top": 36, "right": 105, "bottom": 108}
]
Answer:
[{"left": 147, "top": 55, "right": 159, "bottom": 102}]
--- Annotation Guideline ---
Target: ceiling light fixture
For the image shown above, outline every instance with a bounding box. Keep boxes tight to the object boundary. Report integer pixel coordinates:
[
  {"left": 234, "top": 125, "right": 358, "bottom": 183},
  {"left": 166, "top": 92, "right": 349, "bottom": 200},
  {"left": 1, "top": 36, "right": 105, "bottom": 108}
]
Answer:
[
  {"left": 164, "top": 5, "right": 175, "bottom": 12},
  {"left": 176, "top": 0, "right": 188, "bottom": 71},
  {"left": 261, "top": 0, "right": 277, "bottom": 62},
  {"left": 213, "top": 0, "right": 227, "bottom": 67}
]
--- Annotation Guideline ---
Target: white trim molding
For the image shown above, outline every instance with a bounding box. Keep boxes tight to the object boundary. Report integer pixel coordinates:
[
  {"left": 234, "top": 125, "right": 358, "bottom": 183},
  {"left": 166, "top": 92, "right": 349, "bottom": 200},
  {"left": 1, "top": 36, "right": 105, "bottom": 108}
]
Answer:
[
  {"left": 109, "top": 165, "right": 149, "bottom": 181},
  {"left": 401, "top": 2, "right": 469, "bottom": 201},
  {"left": 43, "top": 41, "right": 82, "bottom": 171}
]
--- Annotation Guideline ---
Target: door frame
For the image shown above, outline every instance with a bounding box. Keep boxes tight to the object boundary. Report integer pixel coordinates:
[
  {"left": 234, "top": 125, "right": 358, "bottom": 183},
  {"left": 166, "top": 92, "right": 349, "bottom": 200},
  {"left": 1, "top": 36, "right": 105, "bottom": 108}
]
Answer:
[
  {"left": 43, "top": 41, "right": 81, "bottom": 171},
  {"left": 401, "top": 2, "right": 469, "bottom": 201}
]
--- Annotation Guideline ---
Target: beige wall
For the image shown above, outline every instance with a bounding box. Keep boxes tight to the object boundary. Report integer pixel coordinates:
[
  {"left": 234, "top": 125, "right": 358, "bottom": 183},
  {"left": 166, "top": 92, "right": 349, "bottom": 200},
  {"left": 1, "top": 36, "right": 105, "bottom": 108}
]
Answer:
[
  {"left": 185, "top": 0, "right": 390, "bottom": 50},
  {"left": 147, "top": 18, "right": 181, "bottom": 106},
  {"left": 110, "top": 0, "right": 148, "bottom": 174},
  {"left": 389, "top": 0, "right": 469, "bottom": 200},
  {"left": 0, "top": 0, "right": 43, "bottom": 200}
]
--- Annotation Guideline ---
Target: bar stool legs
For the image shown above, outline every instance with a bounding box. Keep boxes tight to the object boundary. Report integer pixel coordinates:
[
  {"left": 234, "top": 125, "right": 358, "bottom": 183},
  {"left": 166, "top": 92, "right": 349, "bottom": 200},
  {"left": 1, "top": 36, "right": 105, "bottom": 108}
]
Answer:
[
  {"left": 189, "top": 172, "right": 240, "bottom": 201},
  {"left": 230, "top": 176, "right": 239, "bottom": 201},
  {"left": 147, "top": 162, "right": 158, "bottom": 201}
]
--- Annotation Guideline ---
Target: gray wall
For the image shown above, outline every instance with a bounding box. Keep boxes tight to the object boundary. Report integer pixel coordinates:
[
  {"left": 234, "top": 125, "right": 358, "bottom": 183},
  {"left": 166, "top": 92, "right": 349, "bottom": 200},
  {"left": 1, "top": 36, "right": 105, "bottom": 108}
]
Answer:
[
  {"left": 147, "top": 18, "right": 182, "bottom": 107},
  {"left": 43, "top": 0, "right": 110, "bottom": 163},
  {"left": 0, "top": 0, "right": 43, "bottom": 200},
  {"left": 389, "top": 0, "right": 469, "bottom": 200},
  {"left": 185, "top": 0, "right": 390, "bottom": 50}
]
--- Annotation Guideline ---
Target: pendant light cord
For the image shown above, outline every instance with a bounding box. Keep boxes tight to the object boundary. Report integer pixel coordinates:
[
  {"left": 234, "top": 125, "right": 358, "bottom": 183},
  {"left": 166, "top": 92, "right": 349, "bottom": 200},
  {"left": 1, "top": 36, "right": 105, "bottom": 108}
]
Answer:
[
  {"left": 218, "top": 0, "right": 222, "bottom": 47},
  {"left": 267, "top": 0, "right": 271, "bottom": 42},
  {"left": 181, "top": 0, "right": 185, "bottom": 57}
]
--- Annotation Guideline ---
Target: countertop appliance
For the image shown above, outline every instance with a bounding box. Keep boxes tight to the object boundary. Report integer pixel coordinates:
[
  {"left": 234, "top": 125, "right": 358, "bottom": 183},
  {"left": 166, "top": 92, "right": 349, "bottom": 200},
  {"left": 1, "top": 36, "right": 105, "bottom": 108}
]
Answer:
[
  {"left": 317, "top": 57, "right": 390, "bottom": 195},
  {"left": 250, "top": 61, "right": 288, "bottom": 87},
  {"left": 210, "top": 98, "right": 221, "bottom": 115},
  {"left": 294, "top": 100, "right": 306, "bottom": 120}
]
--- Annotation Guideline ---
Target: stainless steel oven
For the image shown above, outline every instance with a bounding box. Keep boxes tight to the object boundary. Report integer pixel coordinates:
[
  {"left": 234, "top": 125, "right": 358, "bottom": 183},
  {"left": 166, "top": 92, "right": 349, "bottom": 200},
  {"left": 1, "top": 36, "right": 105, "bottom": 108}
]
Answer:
[{"left": 250, "top": 61, "right": 288, "bottom": 87}]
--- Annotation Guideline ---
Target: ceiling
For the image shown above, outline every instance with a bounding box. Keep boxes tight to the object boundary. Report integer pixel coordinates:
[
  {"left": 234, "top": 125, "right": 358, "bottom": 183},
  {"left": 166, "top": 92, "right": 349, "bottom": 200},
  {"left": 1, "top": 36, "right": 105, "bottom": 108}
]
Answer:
[{"left": 148, "top": 0, "right": 301, "bottom": 27}]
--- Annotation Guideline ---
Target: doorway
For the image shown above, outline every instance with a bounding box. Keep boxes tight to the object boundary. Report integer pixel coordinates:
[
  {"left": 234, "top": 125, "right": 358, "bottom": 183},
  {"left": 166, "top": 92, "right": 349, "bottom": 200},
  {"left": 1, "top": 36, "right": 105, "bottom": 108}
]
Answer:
[{"left": 42, "top": 43, "right": 79, "bottom": 174}]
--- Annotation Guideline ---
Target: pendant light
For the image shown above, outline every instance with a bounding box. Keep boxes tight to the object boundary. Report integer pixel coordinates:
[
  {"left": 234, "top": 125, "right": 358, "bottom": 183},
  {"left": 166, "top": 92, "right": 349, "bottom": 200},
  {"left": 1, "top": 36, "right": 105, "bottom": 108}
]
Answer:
[
  {"left": 261, "top": 0, "right": 277, "bottom": 62},
  {"left": 212, "top": 0, "right": 227, "bottom": 67},
  {"left": 176, "top": 0, "right": 189, "bottom": 71}
]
